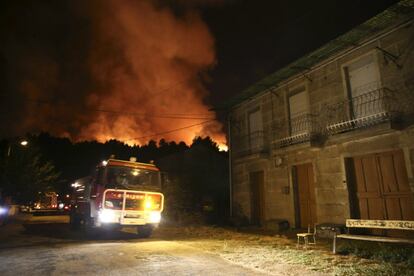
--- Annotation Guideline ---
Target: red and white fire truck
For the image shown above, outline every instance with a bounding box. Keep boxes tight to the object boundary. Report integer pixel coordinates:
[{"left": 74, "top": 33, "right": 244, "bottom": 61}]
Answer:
[
  {"left": 70, "top": 158, "right": 164, "bottom": 237},
  {"left": 33, "top": 192, "right": 58, "bottom": 210}
]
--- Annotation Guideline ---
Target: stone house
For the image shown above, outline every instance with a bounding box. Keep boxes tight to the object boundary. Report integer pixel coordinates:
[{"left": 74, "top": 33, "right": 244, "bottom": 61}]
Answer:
[{"left": 227, "top": 1, "right": 414, "bottom": 229}]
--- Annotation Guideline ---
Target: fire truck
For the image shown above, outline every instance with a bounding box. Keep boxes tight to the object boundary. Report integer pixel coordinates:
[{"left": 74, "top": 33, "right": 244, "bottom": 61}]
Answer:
[
  {"left": 70, "top": 158, "right": 164, "bottom": 237},
  {"left": 33, "top": 192, "right": 58, "bottom": 211}
]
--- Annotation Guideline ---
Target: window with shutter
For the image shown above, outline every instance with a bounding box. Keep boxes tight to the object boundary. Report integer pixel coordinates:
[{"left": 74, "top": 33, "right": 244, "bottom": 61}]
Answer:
[
  {"left": 288, "top": 86, "right": 310, "bottom": 136},
  {"left": 344, "top": 54, "right": 383, "bottom": 119},
  {"left": 248, "top": 109, "right": 263, "bottom": 150}
]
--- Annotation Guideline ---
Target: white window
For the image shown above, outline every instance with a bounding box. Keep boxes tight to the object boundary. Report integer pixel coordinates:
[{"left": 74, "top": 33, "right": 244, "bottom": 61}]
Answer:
[
  {"left": 248, "top": 109, "right": 263, "bottom": 150},
  {"left": 288, "top": 86, "right": 310, "bottom": 136},
  {"left": 249, "top": 109, "right": 263, "bottom": 133},
  {"left": 347, "top": 55, "right": 379, "bottom": 96},
  {"left": 345, "top": 54, "right": 382, "bottom": 118}
]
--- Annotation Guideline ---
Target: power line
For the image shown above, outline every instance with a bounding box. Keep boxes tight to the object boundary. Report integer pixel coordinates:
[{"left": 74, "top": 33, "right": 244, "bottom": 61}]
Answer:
[
  {"left": 25, "top": 98, "right": 216, "bottom": 120},
  {"left": 125, "top": 119, "right": 216, "bottom": 141},
  {"left": 93, "top": 108, "right": 213, "bottom": 120},
  {"left": 147, "top": 79, "right": 190, "bottom": 96},
  {"left": 22, "top": 98, "right": 220, "bottom": 142}
]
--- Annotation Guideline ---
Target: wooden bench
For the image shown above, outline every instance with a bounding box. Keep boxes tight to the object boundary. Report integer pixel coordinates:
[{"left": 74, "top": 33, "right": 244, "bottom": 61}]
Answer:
[{"left": 332, "top": 219, "right": 414, "bottom": 253}]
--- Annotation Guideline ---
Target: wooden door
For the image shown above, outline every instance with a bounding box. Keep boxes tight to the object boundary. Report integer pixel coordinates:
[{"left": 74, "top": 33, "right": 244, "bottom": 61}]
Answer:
[
  {"left": 294, "top": 163, "right": 317, "bottom": 228},
  {"left": 353, "top": 154, "right": 385, "bottom": 220},
  {"left": 377, "top": 151, "right": 414, "bottom": 220},
  {"left": 250, "top": 171, "right": 265, "bottom": 226},
  {"left": 351, "top": 150, "right": 414, "bottom": 236}
]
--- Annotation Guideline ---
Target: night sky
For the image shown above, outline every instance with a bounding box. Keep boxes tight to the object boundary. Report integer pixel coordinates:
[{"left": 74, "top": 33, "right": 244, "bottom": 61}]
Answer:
[
  {"left": 200, "top": 0, "right": 399, "bottom": 104},
  {"left": 0, "top": 0, "right": 399, "bottom": 146}
]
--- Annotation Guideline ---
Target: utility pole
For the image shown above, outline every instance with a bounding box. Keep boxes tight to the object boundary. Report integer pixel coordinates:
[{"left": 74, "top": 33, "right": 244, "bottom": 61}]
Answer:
[{"left": 227, "top": 114, "right": 233, "bottom": 218}]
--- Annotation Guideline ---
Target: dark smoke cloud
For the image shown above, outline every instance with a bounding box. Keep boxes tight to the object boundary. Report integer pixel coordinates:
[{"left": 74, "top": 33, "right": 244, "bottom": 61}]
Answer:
[
  {"left": 0, "top": 0, "right": 225, "bottom": 148},
  {"left": 158, "top": 0, "right": 237, "bottom": 8}
]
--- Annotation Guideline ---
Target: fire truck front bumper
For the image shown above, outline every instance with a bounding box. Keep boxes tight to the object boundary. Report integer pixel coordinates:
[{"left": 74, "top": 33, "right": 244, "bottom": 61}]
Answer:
[{"left": 97, "top": 209, "right": 161, "bottom": 227}]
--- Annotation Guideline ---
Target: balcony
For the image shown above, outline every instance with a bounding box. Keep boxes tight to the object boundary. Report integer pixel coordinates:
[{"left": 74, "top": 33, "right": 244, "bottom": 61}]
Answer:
[
  {"left": 322, "top": 88, "right": 399, "bottom": 135},
  {"left": 232, "top": 131, "right": 269, "bottom": 157},
  {"left": 230, "top": 87, "right": 410, "bottom": 153},
  {"left": 272, "top": 113, "right": 321, "bottom": 149}
]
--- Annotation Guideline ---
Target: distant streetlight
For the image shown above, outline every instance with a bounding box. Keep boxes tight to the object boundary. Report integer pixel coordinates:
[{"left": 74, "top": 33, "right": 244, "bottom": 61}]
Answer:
[
  {"left": 20, "top": 140, "right": 28, "bottom": 146},
  {"left": 7, "top": 139, "right": 29, "bottom": 157}
]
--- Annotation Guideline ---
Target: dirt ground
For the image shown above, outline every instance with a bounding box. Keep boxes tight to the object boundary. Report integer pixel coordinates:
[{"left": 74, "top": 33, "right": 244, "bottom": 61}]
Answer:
[
  {"left": 154, "top": 226, "right": 414, "bottom": 276},
  {"left": 0, "top": 215, "right": 412, "bottom": 275}
]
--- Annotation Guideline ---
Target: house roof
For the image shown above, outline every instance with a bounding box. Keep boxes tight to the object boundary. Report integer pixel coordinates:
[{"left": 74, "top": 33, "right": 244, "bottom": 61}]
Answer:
[{"left": 221, "top": 0, "right": 414, "bottom": 110}]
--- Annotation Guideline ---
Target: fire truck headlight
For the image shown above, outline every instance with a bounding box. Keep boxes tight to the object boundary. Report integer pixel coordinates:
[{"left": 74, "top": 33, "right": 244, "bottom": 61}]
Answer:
[
  {"left": 0, "top": 207, "right": 8, "bottom": 215},
  {"left": 144, "top": 199, "right": 153, "bottom": 210},
  {"left": 148, "top": 212, "right": 161, "bottom": 223},
  {"left": 99, "top": 209, "right": 116, "bottom": 223}
]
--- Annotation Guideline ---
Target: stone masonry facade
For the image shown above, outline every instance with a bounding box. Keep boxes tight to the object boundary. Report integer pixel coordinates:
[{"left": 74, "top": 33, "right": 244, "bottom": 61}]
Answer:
[{"left": 229, "top": 11, "right": 414, "bottom": 228}]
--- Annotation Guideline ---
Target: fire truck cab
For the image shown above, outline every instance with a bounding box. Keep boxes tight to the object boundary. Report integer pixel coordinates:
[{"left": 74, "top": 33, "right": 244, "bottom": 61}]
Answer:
[{"left": 70, "top": 158, "right": 164, "bottom": 237}]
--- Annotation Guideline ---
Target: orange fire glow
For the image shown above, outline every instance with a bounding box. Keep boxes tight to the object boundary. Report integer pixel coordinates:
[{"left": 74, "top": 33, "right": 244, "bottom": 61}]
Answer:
[
  {"left": 18, "top": 0, "right": 226, "bottom": 149},
  {"left": 78, "top": 0, "right": 225, "bottom": 148}
]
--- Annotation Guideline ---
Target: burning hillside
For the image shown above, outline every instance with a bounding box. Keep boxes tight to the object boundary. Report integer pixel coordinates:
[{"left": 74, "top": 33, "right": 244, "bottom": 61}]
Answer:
[{"left": 1, "top": 0, "right": 225, "bottom": 148}]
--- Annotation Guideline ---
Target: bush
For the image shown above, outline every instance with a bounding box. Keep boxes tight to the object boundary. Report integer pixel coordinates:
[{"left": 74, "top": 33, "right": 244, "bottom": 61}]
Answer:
[{"left": 338, "top": 240, "right": 414, "bottom": 266}]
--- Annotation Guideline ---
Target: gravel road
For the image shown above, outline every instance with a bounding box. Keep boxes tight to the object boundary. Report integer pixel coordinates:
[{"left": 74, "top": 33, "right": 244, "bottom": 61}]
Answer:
[{"left": 0, "top": 215, "right": 266, "bottom": 276}]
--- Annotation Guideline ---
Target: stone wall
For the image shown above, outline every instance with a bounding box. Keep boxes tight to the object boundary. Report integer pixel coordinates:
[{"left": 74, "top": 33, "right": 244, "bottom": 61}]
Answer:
[
  {"left": 232, "top": 126, "right": 414, "bottom": 227},
  {"left": 230, "top": 20, "right": 414, "bottom": 227}
]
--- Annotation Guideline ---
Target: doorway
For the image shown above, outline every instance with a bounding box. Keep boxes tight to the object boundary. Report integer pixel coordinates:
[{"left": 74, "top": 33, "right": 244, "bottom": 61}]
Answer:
[
  {"left": 347, "top": 150, "right": 414, "bottom": 221},
  {"left": 250, "top": 171, "right": 265, "bottom": 226},
  {"left": 293, "top": 163, "right": 317, "bottom": 228}
]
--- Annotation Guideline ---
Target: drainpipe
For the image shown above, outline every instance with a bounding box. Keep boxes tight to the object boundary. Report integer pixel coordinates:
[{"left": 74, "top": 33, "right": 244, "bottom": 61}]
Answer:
[{"left": 227, "top": 114, "right": 233, "bottom": 218}]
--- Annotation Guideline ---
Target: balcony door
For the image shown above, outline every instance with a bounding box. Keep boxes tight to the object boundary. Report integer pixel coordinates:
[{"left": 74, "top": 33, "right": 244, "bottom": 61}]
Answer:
[
  {"left": 345, "top": 54, "right": 382, "bottom": 119},
  {"left": 248, "top": 109, "right": 263, "bottom": 151},
  {"left": 288, "top": 86, "right": 310, "bottom": 136}
]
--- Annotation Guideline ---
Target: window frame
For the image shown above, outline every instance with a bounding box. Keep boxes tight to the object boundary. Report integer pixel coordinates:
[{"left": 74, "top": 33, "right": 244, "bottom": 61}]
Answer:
[
  {"left": 340, "top": 50, "right": 383, "bottom": 119},
  {"left": 286, "top": 84, "right": 310, "bottom": 136}
]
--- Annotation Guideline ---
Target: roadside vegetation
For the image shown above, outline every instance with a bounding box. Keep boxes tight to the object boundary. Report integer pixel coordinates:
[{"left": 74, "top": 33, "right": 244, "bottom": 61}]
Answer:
[
  {"left": 0, "top": 140, "right": 60, "bottom": 203},
  {"left": 1, "top": 133, "right": 229, "bottom": 220},
  {"left": 155, "top": 226, "right": 414, "bottom": 276}
]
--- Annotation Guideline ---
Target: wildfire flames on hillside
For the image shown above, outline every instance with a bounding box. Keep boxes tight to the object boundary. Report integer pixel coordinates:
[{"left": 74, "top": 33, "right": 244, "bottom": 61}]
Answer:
[{"left": 4, "top": 0, "right": 226, "bottom": 149}]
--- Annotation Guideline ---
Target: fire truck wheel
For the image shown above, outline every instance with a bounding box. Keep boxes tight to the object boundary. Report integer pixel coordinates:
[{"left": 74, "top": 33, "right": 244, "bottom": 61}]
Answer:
[
  {"left": 136, "top": 225, "right": 153, "bottom": 238},
  {"left": 80, "top": 216, "right": 95, "bottom": 233},
  {"left": 69, "top": 213, "right": 81, "bottom": 229}
]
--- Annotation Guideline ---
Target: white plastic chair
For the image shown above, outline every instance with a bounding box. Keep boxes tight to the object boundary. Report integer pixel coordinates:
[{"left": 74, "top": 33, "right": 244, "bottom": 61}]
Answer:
[{"left": 296, "top": 224, "right": 317, "bottom": 249}]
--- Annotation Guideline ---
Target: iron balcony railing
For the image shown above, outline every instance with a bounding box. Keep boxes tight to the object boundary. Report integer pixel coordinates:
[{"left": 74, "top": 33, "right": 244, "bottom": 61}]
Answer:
[
  {"left": 231, "top": 88, "right": 407, "bottom": 154},
  {"left": 273, "top": 113, "right": 320, "bottom": 149},
  {"left": 322, "top": 87, "right": 399, "bottom": 135},
  {"left": 232, "top": 130, "right": 269, "bottom": 157}
]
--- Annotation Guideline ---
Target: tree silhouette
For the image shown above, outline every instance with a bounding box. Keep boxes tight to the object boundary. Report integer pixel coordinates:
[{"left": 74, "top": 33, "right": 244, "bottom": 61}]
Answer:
[
  {"left": 0, "top": 142, "right": 60, "bottom": 203},
  {"left": 1, "top": 133, "right": 229, "bottom": 224}
]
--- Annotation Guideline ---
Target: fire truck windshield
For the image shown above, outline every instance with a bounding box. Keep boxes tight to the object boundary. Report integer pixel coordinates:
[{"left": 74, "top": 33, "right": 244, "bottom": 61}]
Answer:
[{"left": 105, "top": 166, "right": 161, "bottom": 190}]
